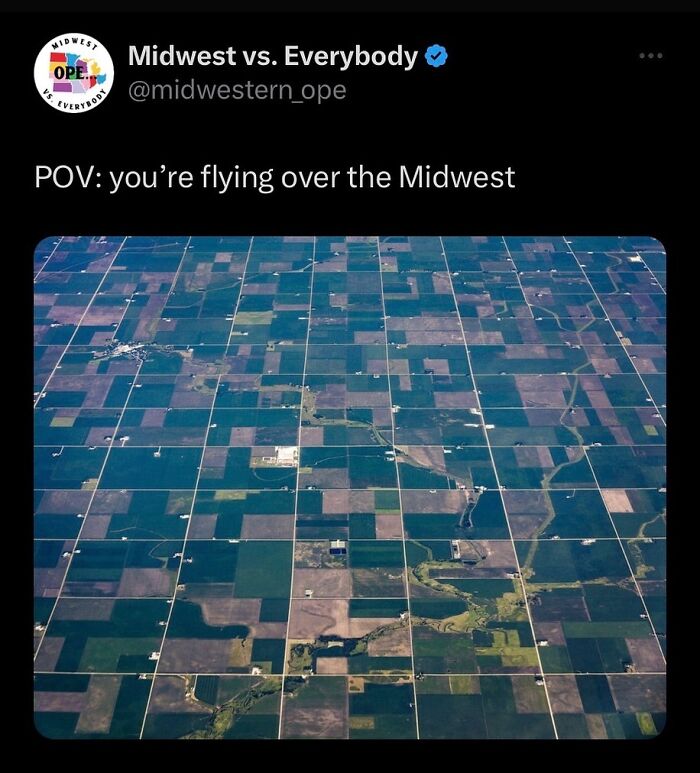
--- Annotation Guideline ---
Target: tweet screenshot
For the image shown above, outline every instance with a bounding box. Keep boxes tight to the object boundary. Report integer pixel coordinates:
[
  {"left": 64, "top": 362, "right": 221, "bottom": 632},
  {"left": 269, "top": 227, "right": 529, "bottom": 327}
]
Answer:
[{"left": 18, "top": 8, "right": 686, "bottom": 746}]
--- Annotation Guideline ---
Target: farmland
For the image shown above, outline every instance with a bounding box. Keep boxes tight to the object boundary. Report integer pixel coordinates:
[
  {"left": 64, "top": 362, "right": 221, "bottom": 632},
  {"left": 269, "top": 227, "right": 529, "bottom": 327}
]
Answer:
[{"left": 34, "top": 236, "right": 666, "bottom": 739}]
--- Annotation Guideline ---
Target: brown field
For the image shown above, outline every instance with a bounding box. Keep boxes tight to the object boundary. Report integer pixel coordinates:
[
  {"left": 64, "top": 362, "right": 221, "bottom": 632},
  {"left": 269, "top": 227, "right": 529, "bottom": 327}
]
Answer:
[
  {"left": 288, "top": 600, "right": 391, "bottom": 640},
  {"left": 292, "top": 568, "right": 352, "bottom": 598},
  {"left": 586, "top": 391, "right": 614, "bottom": 410},
  {"left": 399, "top": 446, "right": 446, "bottom": 475},
  {"left": 323, "top": 490, "right": 375, "bottom": 514},
  {"left": 35, "top": 691, "right": 88, "bottom": 713},
  {"left": 198, "top": 598, "right": 261, "bottom": 626},
  {"left": 348, "top": 618, "right": 396, "bottom": 638},
  {"left": 503, "top": 491, "right": 548, "bottom": 539},
  {"left": 405, "top": 331, "right": 462, "bottom": 345},
  {"left": 346, "top": 391, "right": 390, "bottom": 407},
  {"left": 228, "top": 638, "right": 252, "bottom": 668},
  {"left": 248, "top": 623, "right": 287, "bottom": 639},
  {"left": 532, "top": 621, "right": 567, "bottom": 647},
  {"left": 434, "top": 391, "right": 479, "bottom": 408},
  {"left": 506, "top": 514, "right": 550, "bottom": 540},
  {"left": 625, "top": 638, "right": 666, "bottom": 673},
  {"left": 148, "top": 675, "right": 209, "bottom": 714},
  {"left": 262, "top": 352, "right": 283, "bottom": 374},
  {"left": 282, "top": 704, "right": 347, "bottom": 739},
  {"left": 169, "top": 390, "right": 219, "bottom": 410},
  {"left": 402, "top": 489, "right": 463, "bottom": 514},
  {"left": 52, "top": 598, "right": 116, "bottom": 621},
  {"left": 422, "top": 359, "right": 451, "bottom": 376},
  {"left": 351, "top": 568, "right": 406, "bottom": 597},
  {"left": 140, "top": 409, "right": 167, "bottom": 427},
  {"left": 372, "top": 407, "right": 392, "bottom": 426},
  {"left": 395, "top": 426, "right": 441, "bottom": 444},
  {"left": 408, "top": 581, "right": 447, "bottom": 600},
  {"left": 387, "top": 318, "right": 461, "bottom": 331},
  {"left": 449, "top": 540, "right": 518, "bottom": 576},
  {"left": 294, "top": 540, "right": 346, "bottom": 569},
  {"left": 632, "top": 358, "right": 660, "bottom": 375},
  {"left": 201, "top": 446, "right": 228, "bottom": 469},
  {"left": 288, "top": 599, "right": 349, "bottom": 638},
  {"left": 366, "top": 625, "right": 411, "bottom": 657},
  {"left": 465, "top": 330, "right": 505, "bottom": 345},
  {"left": 36, "top": 489, "right": 93, "bottom": 512},
  {"left": 79, "top": 516, "right": 110, "bottom": 538},
  {"left": 609, "top": 674, "right": 666, "bottom": 713},
  {"left": 511, "top": 676, "right": 549, "bottom": 714},
  {"left": 303, "top": 468, "right": 350, "bottom": 488},
  {"left": 299, "top": 427, "right": 324, "bottom": 445},
  {"left": 348, "top": 675, "right": 365, "bottom": 692},
  {"left": 516, "top": 374, "right": 569, "bottom": 391},
  {"left": 315, "top": 657, "right": 348, "bottom": 674},
  {"left": 601, "top": 489, "right": 634, "bottom": 512},
  {"left": 590, "top": 357, "right": 622, "bottom": 375},
  {"left": 121, "top": 427, "right": 209, "bottom": 446},
  {"left": 40, "top": 375, "right": 109, "bottom": 407},
  {"left": 34, "top": 637, "right": 64, "bottom": 672},
  {"left": 83, "top": 308, "right": 126, "bottom": 326},
  {"left": 514, "top": 446, "right": 554, "bottom": 468},
  {"left": 220, "top": 375, "right": 261, "bottom": 390},
  {"left": 187, "top": 515, "right": 217, "bottom": 538},
  {"left": 545, "top": 675, "right": 585, "bottom": 714},
  {"left": 35, "top": 566, "right": 73, "bottom": 598},
  {"left": 585, "top": 714, "right": 608, "bottom": 738},
  {"left": 521, "top": 390, "right": 568, "bottom": 408},
  {"left": 241, "top": 514, "right": 295, "bottom": 539},
  {"left": 375, "top": 515, "right": 403, "bottom": 539},
  {"left": 322, "top": 489, "right": 351, "bottom": 513},
  {"left": 502, "top": 490, "right": 549, "bottom": 513},
  {"left": 117, "top": 568, "right": 173, "bottom": 597},
  {"left": 387, "top": 360, "right": 409, "bottom": 375},
  {"left": 76, "top": 675, "right": 122, "bottom": 733},
  {"left": 133, "top": 318, "right": 161, "bottom": 342},
  {"left": 230, "top": 427, "right": 256, "bottom": 445},
  {"left": 159, "top": 639, "right": 234, "bottom": 673}
]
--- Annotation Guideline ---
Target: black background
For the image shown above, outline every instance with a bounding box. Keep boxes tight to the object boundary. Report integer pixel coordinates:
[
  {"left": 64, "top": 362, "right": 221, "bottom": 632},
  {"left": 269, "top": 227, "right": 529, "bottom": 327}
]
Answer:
[
  {"left": 10, "top": 12, "right": 695, "bottom": 237},
  {"left": 12, "top": 9, "right": 689, "bottom": 754}
]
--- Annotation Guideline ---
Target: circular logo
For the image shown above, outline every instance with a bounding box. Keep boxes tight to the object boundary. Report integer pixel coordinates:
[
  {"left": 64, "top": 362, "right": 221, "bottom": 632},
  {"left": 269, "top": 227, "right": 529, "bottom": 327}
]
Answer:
[{"left": 34, "top": 33, "right": 113, "bottom": 113}]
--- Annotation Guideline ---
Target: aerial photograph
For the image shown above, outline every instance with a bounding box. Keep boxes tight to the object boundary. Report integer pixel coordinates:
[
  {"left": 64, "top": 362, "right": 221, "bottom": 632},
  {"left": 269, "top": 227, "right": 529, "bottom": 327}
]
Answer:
[{"left": 33, "top": 236, "right": 666, "bottom": 740}]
